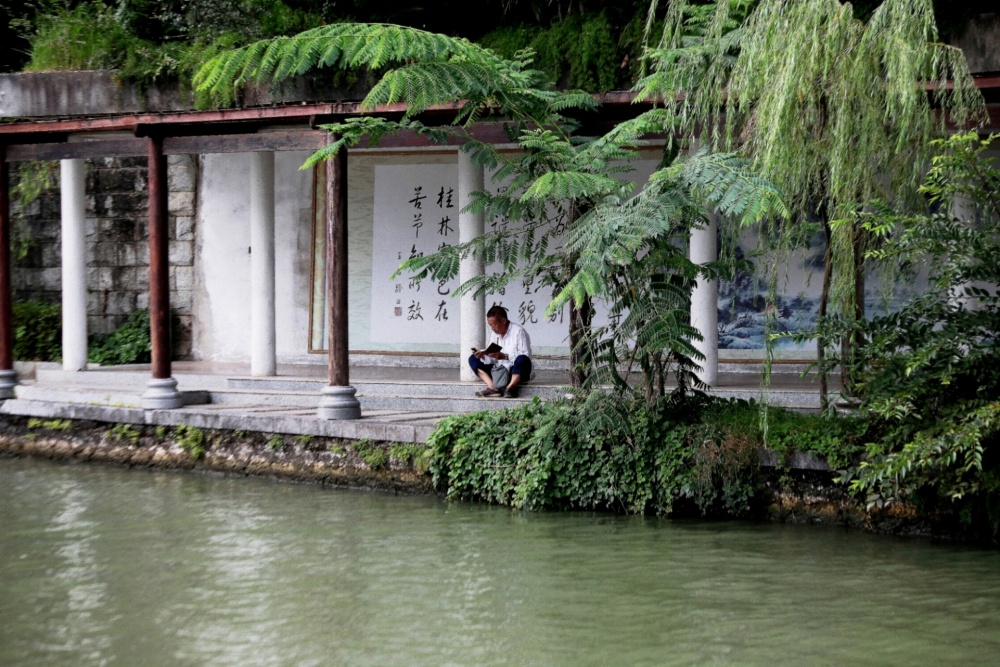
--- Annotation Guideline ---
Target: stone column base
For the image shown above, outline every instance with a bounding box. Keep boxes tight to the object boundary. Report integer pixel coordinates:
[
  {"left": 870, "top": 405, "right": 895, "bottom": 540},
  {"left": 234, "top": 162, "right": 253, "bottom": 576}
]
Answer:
[
  {"left": 318, "top": 385, "right": 362, "bottom": 420},
  {"left": 142, "top": 377, "right": 183, "bottom": 410},
  {"left": 0, "top": 369, "right": 17, "bottom": 399}
]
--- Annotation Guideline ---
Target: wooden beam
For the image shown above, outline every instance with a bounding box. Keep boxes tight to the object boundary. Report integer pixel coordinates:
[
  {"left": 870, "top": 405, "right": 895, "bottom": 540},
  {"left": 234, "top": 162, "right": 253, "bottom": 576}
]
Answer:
[
  {"left": 147, "top": 136, "right": 171, "bottom": 380},
  {"left": 5, "top": 131, "right": 327, "bottom": 162},
  {"left": 3, "top": 98, "right": 997, "bottom": 163},
  {"left": 165, "top": 130, "right": 326, "bottom": 155},
  {"left": 6, "top": 138, "right": 147, "bottom": 162}
]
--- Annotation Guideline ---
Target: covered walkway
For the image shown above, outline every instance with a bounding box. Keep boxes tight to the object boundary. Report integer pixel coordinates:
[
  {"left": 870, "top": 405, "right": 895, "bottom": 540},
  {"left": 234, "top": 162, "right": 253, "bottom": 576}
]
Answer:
[{"left": 0, "top": 359, "right": 829, "bottom": 444}]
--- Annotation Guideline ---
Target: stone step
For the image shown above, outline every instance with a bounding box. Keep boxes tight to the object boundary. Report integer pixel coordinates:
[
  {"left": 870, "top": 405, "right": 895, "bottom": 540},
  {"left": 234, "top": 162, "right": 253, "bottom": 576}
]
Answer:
[
  {"left": 32, "top": 369, "right": 572, "bottom": 397},
  {"left": 13, "top": 381, "right": 544, "bottom": 414},
  {"left": 225, "top": 376, "right": 570, "bottom": 398},
  {"left": 22, "top": 367, "right": 823, "bottom": 412},
  {"left": 14, "top": 379, "right": 821, "bottom": 413},
  {"left": 35, "top": 368, "right": 229, "bottom": 390},
  {"left": 206, "top": 388, "right": 537, "bottom": 413},
  {"left": 13, "top": 382, "right": 209, "bottom": 408},
  {"left": 360, "top": 393, "right": 536, "bottom": 413}
]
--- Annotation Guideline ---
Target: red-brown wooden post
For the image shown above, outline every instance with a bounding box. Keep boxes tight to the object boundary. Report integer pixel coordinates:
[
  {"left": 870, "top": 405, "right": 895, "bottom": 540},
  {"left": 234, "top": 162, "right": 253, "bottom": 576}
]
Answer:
[
  {"left": 0, "top": 145, "right": 17, "bottom": 399},
  {"left": 141, "top": 135, "right": 182, "bottom": 409},
  {"left": 318, "top": 138, "right": 360, "bottom": 419}
]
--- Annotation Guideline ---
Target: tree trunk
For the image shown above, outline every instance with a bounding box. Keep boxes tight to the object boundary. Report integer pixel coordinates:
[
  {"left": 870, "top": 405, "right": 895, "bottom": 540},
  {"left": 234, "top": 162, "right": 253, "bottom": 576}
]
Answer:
[
  {"left": 569, "top": 292, "right": 593, "bottom": 388},
  {"left": 839, "top": 220, "right": 866, "bottom": 398},
  {"left": 563, "top": 203, "right": 592, "bottom": 388},
  {"left": 818, "top": 219, "right": 833, "bottom": 410}
]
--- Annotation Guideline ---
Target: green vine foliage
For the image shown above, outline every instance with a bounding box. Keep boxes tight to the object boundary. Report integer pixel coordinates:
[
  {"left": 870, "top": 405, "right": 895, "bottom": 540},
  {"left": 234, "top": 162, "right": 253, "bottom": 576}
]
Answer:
[
  {"left": 12, "top": 161, "right": 58, "bottom": 210},
  {"left": 762, "top": 409, "right": 865, "bottom": 470},
  {"left": 429, "top": 394, "right": 846, "bottom": 517},
  {"left": 431, "top": 395, "right": 692, "bottom": 515},
  {"left": 11, "top": 161, "right": 59, "bottom": 261}
]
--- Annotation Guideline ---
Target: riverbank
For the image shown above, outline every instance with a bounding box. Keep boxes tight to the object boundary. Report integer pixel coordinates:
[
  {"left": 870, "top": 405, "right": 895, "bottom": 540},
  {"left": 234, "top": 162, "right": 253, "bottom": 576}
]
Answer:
[
  {"left": 0, "top": 417, "right": 434, "bottom": 495},
  {"left": 0, "top": 415, "right": 965, "bottom": 543}
]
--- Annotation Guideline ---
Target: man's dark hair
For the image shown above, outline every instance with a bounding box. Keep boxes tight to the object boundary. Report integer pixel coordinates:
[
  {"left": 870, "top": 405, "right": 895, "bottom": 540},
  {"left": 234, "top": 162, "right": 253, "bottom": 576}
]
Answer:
[{"left": 487, "top": 305, "right": 508, "bottom": 320}]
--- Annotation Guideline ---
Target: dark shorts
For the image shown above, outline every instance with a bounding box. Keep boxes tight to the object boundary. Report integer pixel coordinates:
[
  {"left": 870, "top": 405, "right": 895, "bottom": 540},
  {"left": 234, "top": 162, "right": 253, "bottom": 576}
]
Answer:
[{"left": 468, "top": 354, "right": 532, "bottom": 380}]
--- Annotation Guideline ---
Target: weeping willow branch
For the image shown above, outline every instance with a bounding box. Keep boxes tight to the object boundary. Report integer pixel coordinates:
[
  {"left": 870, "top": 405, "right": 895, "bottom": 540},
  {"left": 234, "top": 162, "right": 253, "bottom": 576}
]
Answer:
[{"left": 643, "top": 0, "right": 987, "bottom": 403}]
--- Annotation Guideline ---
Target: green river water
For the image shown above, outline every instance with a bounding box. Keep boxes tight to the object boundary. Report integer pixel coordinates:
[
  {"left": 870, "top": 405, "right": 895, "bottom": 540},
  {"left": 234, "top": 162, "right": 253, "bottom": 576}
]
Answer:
[{"left": 2, "top": 457, "right": 999, "bottom": 666}]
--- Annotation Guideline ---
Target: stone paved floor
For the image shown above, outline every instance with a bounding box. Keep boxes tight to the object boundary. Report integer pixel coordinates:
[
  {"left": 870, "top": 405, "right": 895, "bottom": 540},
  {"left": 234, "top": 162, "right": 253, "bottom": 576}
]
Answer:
[{"left": 3, "top": 359, "right": 835, "bottom": 443}]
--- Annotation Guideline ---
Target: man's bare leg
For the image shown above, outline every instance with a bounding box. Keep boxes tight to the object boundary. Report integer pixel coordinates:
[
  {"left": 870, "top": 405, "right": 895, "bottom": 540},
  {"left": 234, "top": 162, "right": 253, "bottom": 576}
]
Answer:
[{"left": 476, "top": 368, "right": 495, "bottom": 390}]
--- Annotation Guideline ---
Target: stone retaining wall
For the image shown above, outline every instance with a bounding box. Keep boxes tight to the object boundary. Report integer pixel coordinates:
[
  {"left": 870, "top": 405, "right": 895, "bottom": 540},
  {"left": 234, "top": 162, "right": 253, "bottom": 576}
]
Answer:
[{"left": 0, "top": 417, "right": 434, "bottom": 494}]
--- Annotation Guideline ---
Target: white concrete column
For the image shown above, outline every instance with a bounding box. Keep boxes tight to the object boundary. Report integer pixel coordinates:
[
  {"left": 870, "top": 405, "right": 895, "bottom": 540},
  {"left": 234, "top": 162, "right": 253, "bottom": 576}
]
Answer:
[
  {"left": 60, "top": 159, "right": 88, "bottom": 371},
  {"left": 690, "top": 211, "right": 719, "bottom": 386},
  {"left": 250, "top": 151, "right": 276, "bottom": 376},
  {"left": 458, "top": 149, "right": 485, "bottom": 381}
]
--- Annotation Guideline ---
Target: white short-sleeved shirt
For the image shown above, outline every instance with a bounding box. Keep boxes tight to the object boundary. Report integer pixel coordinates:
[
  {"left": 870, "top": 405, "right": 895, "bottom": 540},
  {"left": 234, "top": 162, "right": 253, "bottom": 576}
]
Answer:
[{"left": 485, "top": 320, "right": 533, "bottom": 377}]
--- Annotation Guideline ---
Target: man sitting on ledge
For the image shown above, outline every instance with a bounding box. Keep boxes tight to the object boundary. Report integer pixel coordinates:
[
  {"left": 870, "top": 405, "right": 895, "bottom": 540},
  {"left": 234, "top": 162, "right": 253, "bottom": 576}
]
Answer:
[{"left": 469, "top": 305, "right": 533, "bottom": 398}]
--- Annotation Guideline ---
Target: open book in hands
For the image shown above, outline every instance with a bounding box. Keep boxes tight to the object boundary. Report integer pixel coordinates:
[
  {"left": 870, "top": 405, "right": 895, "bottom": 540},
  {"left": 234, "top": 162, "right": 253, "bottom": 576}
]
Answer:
[{"left": 472, "top": 343, "right": 502, "bottom": 355}]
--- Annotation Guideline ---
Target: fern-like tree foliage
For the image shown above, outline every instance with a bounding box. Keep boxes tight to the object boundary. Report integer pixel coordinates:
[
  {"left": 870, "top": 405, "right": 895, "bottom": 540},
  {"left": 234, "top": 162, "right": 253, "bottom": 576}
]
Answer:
[
  {"left": 386, "top": 98, "right": 785, "bottom": 399},
  {"left": 194, "top": 22, "right": 786, "bottom": 398},
  {"left": 194, "top": 23, "right": 571, "bottom": 124},
  {"left": 636, "top": 0, "right": 986, "bottom": 405}
]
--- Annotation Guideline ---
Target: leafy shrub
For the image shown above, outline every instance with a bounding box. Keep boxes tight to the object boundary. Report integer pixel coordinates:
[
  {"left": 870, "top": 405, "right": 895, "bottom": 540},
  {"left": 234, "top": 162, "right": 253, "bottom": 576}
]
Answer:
[
  {"left": 13, "top": 300, "right": 61, "bottom": 362},
  {"left": 88, "top": 309, "right": 151, "bottom": 366},
  {"left": 826, "top": 132, "right": 1000, "bottom": 541},
  {"left": 430, "top": 393, "right": 772, "bottom": 517},
  {"left": 429, "top": 390, "right": 868, "bottom": 518}
]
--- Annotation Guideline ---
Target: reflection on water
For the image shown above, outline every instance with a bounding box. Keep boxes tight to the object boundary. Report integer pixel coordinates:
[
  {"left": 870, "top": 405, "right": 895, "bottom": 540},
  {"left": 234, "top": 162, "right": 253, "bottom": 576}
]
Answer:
[{"left": 2, "top": 457, "right": 999, "bottom": 666}]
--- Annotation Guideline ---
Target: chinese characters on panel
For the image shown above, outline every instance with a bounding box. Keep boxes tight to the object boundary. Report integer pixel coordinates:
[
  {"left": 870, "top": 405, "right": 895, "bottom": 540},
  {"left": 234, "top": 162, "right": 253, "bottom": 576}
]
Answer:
[
  {"left": 371, "top": 165, "right": 462, "bottom": 344},
  {"left": 371, "top": 162, "right": 656, "bottom": 348}
]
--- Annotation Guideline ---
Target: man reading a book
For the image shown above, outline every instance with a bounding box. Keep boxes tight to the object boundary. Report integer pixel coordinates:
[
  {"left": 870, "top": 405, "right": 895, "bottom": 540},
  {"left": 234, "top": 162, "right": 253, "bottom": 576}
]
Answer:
[{"left": 469, "top": 305, "right": 533, "bottom": 398}]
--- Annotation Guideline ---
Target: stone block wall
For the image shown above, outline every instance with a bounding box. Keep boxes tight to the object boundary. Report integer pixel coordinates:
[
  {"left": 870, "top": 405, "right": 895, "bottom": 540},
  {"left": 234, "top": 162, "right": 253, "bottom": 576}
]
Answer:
[{"left": 11, "top": 154, "right": 197, "bottom": 359}]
